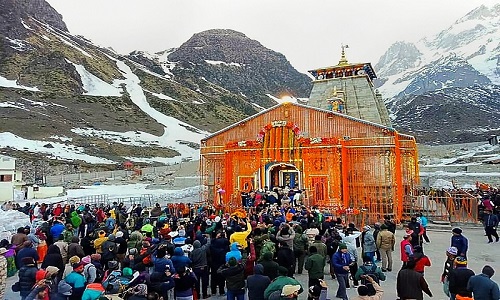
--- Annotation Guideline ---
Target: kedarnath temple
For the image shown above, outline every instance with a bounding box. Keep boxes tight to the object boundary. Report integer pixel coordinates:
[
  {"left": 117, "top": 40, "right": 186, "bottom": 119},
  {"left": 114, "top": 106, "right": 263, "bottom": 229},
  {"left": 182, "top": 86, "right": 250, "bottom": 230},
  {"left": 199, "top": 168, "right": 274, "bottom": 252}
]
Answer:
[{"left": 200, "top": 47, "right": 419, "bottom": 223}]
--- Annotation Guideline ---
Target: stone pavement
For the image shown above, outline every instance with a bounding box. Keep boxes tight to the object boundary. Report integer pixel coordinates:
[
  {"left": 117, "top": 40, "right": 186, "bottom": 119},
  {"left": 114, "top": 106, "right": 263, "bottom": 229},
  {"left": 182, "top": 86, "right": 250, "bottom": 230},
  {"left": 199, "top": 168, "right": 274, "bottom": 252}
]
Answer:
[{"left": 5, "top": 228, "right": 499, "bottom": 300}]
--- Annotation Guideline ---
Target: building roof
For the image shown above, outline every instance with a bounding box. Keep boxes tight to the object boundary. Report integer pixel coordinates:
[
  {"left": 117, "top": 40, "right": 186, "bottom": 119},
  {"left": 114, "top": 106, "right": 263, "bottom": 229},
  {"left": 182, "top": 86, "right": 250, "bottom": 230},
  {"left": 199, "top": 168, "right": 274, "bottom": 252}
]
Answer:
[
  {"left": 202, "top": 101, "right": 396, "bottom": 142},
  {"left": 0, "top": 154, "right": 15, "bottom": 161}
]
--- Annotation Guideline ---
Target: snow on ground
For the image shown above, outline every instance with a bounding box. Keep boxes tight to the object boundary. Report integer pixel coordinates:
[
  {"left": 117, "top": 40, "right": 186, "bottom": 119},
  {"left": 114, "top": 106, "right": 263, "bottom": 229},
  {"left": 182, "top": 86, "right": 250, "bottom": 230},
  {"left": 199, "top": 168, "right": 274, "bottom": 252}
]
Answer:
[
  {"left": 72, "top": 128, "right": 164, "bottom": 147},
  {"left": 0, "top": 184, "right": 201, "bottom": 240},
  {"left": 205, "top": 60, "right": 242, "bottom": 67},
  {"left": 46, "top": 183, "right": 202, "bottom": 204},
  {"left": 0, "top": 74, "right": 40, "bottom": 91},
  {"left": 54, "top": 34, "right": 92, "bottom": 58},
  {"left": 145, "top": 90, "right": 181, "bottom": 102},
  {"left": 0, "top": 209, "right": 31, "bottom": 242},
  {"left": 68, "top": 60, "right": 122, "bottom": 97},
  {"left": 425, "top": 143, "right": 499, "bottom": 166},
  {"left": 0, "top": 132, "right": 115, "bottom": 164}
]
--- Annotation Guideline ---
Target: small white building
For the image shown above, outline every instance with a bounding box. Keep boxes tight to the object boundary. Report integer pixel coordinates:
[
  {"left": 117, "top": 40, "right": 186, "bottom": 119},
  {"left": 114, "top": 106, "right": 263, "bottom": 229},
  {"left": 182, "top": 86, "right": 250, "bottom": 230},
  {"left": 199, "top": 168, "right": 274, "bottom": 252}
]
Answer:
[{"left": 0, "top": 155, "right": 17, "bottom": 202}]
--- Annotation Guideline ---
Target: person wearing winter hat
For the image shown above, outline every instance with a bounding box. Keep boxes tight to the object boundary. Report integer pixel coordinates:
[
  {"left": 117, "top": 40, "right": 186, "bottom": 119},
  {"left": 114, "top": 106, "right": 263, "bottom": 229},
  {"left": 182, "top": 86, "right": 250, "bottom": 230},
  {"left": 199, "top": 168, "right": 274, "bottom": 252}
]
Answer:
[
  {"left": 332, "top": 244, "right": 352, "bottom": 300},
  {"left": 448, "top": 256, "right": 475, "bottom": 300},
  {"left": 467, "top": 265, "right": 500, "bottom": 300},
  {"left": 281, "top": 285, "right": 301, "bottom": 299},
  {"left": 65, "top": 261, "right": 86, "bottom": 300},
  {"left": 17, "top": 257, "right": 38, "bottom": 300},
  {"left": 308, "top": 279, "right": 328, "bottom": 300},
  {"left": 93, "top": 231, "right": 108, "bottom": 254},
  {"left": 16, "top": 240, "right": 39, "bottom": 269},
  {"left": 451, "top": 227, "right": 468, "bottom": 258}
]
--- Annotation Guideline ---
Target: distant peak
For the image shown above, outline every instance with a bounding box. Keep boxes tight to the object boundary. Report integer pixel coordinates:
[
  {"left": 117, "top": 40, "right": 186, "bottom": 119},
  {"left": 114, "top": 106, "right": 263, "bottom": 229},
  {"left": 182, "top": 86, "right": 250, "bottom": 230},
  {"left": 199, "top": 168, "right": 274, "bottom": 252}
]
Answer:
[
  {"left": 195, "top": 29, "right": 248, "bottom": 38},
  {"left": 456, "top": 3, "right": 500, "bottom": 23}
]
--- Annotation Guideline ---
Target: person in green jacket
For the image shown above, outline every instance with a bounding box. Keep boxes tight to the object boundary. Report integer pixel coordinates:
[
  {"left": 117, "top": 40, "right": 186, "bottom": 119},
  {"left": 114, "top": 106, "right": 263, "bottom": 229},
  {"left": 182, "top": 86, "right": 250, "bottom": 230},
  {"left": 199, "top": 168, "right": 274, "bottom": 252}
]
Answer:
[
  {"left": 62, "top": 223, "right": 75, "bottom": 243},
  {"left": 70, "top": 211, "right": 82, "bottom": 236},
  {"left": 293, "top": 225, "right": 308, "bottom": 274},
  {"left": 304, "top": 246, "right": 326, "bottom": 289},
  {"left": 264, "top": 266, "right": 303, "bottom": 300}
]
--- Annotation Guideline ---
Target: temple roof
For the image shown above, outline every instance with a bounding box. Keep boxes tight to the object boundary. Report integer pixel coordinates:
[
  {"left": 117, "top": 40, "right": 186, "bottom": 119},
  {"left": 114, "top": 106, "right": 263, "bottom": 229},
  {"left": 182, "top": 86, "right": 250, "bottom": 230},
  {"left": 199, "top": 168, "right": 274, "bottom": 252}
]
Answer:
[{"left": 307, "top": 46, "right": 377, "bottom": 80}]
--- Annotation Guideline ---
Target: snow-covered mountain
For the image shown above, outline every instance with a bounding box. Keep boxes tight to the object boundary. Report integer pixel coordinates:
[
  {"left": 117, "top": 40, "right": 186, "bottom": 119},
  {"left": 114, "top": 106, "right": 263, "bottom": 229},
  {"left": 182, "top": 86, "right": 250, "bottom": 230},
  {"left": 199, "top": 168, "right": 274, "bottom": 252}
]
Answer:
[
  {"left": 377, "top": 4, "right": 500, "bottom": 97},
  {"left": 376, "top": 4, "right": 500, "bottom": 143},
  {"left": 0, "top": 0, "right": 310, "bottom": 170}
]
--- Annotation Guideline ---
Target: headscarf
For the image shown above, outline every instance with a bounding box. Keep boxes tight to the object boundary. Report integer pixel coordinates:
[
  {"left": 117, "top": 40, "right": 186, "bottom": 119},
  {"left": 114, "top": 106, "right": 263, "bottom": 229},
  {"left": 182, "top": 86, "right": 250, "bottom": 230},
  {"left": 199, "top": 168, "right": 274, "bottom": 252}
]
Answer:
[{"left": 132, "top": 284, "right": 147, "bottom": 296}]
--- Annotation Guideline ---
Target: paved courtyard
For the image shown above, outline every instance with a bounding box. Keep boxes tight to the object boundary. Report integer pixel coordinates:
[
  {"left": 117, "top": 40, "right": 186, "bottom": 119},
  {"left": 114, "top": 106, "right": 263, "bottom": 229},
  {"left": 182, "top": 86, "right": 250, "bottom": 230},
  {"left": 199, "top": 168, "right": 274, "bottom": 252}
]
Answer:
[{"left": 4, "top": 227, "right": 499, "bottom": 300}]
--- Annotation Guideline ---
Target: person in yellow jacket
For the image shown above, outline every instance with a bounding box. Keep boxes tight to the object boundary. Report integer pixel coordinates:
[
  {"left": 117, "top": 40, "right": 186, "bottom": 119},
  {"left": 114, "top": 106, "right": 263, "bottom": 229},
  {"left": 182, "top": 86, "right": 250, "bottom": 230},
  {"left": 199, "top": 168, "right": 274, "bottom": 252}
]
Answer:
[
  {"left": 93, "top": 230, "right": 108, "bottom": 254},
  {"left": 230, "top": 221, "right": 252, "bottom": 249}
]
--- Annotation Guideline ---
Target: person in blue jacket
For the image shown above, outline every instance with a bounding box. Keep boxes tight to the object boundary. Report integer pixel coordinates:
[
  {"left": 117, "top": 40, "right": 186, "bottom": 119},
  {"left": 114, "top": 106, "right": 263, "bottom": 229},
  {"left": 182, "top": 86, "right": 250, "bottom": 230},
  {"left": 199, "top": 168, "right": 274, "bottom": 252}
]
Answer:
[
  {"left": 50, "top": 219, "right": 65, "bottom": 241},
  {"left": 450, "top": 227, "right": 468, "bottom": 258},
  {"left": 225, "top": 242, "right": 242, "bottom": 263},
  {"left": 332, "top": 244, "right": 352, "bottom": 300},
  {"left": 170, "top": 247, "right": 191, "bottom": 271}
]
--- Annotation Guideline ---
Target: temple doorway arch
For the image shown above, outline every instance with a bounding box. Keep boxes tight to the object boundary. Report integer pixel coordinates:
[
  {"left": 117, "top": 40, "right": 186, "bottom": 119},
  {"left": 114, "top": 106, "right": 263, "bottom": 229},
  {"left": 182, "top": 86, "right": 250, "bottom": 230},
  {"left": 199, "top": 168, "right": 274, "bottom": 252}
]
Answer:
[{"left": 266, "top": 163, "right": 301, "bottom": 189}]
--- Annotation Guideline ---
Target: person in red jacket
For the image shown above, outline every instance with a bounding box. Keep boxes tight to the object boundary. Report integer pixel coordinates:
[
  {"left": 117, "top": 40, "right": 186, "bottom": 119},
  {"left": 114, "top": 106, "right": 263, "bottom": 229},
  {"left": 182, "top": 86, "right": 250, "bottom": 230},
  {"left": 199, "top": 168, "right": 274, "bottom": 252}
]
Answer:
[
  {"left": 400, "top": 232, "right": 414, "bottom": 269},
  {"left": 412, "top": 246, "right": 431, "bottom": 275}
]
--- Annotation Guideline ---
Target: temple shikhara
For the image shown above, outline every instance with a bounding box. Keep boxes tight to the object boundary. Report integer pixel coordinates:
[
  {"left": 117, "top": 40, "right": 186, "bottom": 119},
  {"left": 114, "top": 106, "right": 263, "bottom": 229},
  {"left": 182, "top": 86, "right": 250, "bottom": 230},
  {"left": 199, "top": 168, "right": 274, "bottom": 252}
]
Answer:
[{"left": 200, "top": 47, "right": 419, "bottom": 223}]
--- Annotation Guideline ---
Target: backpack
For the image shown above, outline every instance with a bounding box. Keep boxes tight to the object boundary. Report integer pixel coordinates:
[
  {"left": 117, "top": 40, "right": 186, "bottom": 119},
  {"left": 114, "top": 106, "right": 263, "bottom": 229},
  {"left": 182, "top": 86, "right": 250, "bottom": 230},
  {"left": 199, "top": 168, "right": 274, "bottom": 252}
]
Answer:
[
  {"left": 360, "top": 265, "right": 379, "bottom": 296},
  {"left": 102, "top": 270, "right": 127, "bottom": 294},
  {"left": 85, "top": 264, "right": 105, "bottom": 283},
  {"left": 102, "top": 242, "right": 118, "bottom": 260},
  {"left": 140, "top": 247, "right": 152, "bottom": 266},
  {"left": 260, "top": 240, "right": 276, "bottom": 259}
]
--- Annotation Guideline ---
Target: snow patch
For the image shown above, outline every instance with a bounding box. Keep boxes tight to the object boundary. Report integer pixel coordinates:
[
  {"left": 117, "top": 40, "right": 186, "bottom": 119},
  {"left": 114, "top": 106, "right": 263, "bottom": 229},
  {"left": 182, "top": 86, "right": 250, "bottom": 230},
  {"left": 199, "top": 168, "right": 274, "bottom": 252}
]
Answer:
[
  {"left": 0, "top": 132, "right": 114, "bottom": 164},
  {"left": 145, "top": 90, "right": 181, "bottom": 102},
  {"left": 205, "top": 60, "right": 242, "bottom": 67},
  {"left": 0, "top": 75, "right": 40, "bottom": 91},
  {"left": 5, "top": 37, "right": 29, "bottom": 51},
  {"left": 20, "top": 19, "right": 33, "bottom": 30},
  {"left": 110, "top": 58, "right": 209, "bottom": 162},
  {"left": 55, "top": 35, "right": 92, "bottom": 58},
  {"left": 67, "top": 60, "right": 122, "bottom": 97}
]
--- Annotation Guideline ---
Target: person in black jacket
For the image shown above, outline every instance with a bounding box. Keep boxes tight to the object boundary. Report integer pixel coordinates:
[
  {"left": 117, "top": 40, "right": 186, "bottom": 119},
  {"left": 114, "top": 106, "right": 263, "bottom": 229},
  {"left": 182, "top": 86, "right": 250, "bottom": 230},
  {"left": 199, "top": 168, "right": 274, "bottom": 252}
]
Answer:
[
  {"left": 149, "top": 268, "right": 175, "bottom": 300},
  {"left": 209, "top": 232, "right": 230, "bottom": 296},
  {"left": 17, "top": 257, "right": 38, "bottom": 300},
  {"left": 16, "top": 241, "right": 39, "bottom": 269},
  {"left": 41, "top": 244, "right": 65, "bottom": 280},
  {"left": 218, "top": 257, "right": 246, "bottom": 300},
  {"left": 80, "top": 232, "right": 94, "bottom": 256},
  {"left": 448, "top": 256, "right": 475, "bottom": 299},
  {"left": 247, "top": 264, "right": 271, "bottom": 300},
  {"left": 276, "top": 242, "right": 295, "bottom": 277}
]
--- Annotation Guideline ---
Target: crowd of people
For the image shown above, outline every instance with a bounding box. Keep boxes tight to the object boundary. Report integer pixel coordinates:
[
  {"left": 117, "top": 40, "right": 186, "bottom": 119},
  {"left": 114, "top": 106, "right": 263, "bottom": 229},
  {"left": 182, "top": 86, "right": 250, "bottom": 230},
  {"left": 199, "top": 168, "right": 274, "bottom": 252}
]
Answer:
[{"left": 0, "top": 192, "right": 498, "bottom": 300}]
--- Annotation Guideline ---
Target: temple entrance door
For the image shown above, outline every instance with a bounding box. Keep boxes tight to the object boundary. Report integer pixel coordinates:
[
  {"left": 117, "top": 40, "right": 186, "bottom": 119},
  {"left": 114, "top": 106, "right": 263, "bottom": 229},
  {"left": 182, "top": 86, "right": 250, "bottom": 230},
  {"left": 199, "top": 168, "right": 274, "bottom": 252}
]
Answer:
[
  {"left": 267, "top": 163, "right": 300, "bottom": 189},
  {"left": 281, "top": 170, "right": 299, "bottom": 188}
]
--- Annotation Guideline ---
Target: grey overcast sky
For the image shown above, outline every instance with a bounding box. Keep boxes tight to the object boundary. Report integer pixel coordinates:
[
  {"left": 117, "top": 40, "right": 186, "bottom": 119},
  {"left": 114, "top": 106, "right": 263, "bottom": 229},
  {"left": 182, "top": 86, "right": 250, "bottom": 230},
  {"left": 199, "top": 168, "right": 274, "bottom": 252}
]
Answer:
[{"left": 46, "top": 0, "right": 499, "bottom": 73}]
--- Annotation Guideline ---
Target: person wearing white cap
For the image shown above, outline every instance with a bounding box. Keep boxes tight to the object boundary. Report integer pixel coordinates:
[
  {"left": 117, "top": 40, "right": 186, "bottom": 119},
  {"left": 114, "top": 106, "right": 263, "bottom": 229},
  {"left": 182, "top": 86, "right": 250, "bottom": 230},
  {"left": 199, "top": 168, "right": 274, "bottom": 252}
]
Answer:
[
  {"left": 441, "top": 246, "right": 458, "bottom": 296},
  {"left": 361, "top": 225, "right": 376, "bottom": 264},
  {"left": 281, "top": 285, "right": 301, "bottom": 299},
  {"left": 0, "top": 247, "right": 7, "bottom": 300}
]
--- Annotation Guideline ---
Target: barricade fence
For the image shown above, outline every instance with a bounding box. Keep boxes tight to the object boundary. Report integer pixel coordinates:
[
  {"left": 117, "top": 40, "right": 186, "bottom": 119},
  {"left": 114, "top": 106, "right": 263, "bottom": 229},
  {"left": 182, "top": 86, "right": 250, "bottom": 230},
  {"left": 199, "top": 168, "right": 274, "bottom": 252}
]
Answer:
[
  {"left": 44, "top": 165, "right": 181, "bottom": 186},
  {"left": 56, "top": 189, "right": 480, "bottom": 226}
]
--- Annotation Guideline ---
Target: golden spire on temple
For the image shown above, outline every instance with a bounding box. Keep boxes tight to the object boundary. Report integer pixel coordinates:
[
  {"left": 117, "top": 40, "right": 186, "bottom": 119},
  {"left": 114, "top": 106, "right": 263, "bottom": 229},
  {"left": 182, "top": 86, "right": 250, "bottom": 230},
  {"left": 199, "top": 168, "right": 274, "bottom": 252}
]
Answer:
[{"left": 338, "top": 44, "right": 349, "bottom": 66}]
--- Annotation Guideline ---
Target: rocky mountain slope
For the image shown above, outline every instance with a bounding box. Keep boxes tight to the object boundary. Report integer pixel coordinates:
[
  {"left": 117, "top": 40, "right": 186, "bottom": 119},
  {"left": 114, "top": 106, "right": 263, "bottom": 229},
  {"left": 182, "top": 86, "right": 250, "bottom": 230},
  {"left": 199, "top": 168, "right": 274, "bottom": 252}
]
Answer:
[
  {"left": 0, "top": 0, "right": 311, "bottom": 169},
  {"left": 376, "top": 4, "right": 500, "bottom": 144}
]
